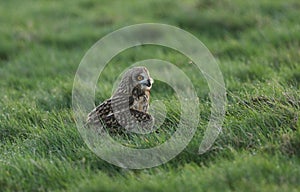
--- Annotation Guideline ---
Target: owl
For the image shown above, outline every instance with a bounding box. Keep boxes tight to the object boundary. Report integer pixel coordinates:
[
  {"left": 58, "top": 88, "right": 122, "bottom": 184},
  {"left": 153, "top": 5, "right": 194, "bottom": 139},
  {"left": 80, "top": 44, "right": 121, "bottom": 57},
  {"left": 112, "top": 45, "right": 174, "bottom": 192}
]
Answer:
[{"left": 86, "top": 67, "right": 154, "bottom": 133}]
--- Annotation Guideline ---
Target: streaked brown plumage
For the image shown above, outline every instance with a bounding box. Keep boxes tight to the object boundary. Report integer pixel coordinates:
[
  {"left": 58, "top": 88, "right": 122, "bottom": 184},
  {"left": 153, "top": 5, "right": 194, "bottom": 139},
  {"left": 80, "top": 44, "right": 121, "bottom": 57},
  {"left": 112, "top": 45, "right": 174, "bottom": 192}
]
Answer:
[{"left": 86, "top": 67, "right": 154, "bottom": 133}]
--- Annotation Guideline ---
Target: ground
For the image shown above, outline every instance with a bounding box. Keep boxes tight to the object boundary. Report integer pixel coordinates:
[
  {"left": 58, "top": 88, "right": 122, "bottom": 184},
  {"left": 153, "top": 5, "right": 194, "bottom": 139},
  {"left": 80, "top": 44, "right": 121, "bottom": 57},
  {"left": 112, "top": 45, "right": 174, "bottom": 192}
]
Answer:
[{"left": 0, "top": 0, "right": 299, "bottom": 191}]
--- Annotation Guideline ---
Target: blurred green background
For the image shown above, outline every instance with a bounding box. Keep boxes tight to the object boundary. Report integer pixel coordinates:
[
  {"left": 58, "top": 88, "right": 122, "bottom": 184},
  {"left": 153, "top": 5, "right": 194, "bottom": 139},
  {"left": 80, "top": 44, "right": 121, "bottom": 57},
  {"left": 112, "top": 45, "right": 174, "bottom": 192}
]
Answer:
[{"left": 0, "top": 0, "right": 299, "bottom": 191}]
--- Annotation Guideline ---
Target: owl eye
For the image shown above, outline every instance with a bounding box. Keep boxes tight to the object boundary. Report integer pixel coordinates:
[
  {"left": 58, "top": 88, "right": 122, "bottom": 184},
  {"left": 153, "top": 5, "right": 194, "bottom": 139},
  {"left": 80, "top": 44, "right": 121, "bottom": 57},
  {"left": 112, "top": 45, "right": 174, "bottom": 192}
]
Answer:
[{"left": 137, "top": 75, "right": 144, "bottom": 81}]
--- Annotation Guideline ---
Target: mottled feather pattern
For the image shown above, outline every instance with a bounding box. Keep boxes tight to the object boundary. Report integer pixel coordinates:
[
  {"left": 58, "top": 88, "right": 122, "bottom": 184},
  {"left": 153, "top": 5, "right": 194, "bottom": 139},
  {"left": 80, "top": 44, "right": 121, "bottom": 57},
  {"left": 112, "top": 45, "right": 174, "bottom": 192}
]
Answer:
[
  {"left": 86, "top": 67, "right": 154, "bottom": 134},
  {"left": 131, "top": 84, "right": 150, "bottom": 113}
]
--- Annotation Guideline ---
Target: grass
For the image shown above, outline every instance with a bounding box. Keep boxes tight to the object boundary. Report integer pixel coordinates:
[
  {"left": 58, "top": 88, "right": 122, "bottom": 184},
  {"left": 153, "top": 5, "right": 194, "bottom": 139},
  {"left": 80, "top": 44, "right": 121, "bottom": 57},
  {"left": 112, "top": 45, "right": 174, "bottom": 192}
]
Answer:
[{"left": 0, "top": 0, "right": 299, "bottom": 191}]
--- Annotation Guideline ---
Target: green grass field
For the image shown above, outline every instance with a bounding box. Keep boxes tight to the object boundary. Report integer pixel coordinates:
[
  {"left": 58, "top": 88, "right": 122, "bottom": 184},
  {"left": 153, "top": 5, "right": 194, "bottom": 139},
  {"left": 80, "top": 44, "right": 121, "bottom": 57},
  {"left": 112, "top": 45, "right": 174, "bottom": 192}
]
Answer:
[{"left": 1, "top": 0, "right": 300, "bottom": 191}]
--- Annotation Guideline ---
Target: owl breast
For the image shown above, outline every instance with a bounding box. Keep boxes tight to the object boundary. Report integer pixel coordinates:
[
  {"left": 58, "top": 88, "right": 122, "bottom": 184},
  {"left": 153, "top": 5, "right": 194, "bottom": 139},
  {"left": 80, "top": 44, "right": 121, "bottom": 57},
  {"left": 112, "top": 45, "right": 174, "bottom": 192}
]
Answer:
[{"left": 131, "top": 90, "right": 150, "bottom": 113}]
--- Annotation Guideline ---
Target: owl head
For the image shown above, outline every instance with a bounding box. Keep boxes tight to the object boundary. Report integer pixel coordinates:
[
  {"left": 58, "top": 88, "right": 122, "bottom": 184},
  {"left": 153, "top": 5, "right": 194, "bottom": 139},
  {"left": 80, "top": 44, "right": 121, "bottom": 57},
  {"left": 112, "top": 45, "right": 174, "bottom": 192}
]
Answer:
[{"left": 114, "top": 67, "right": 154, "bottom": 95}]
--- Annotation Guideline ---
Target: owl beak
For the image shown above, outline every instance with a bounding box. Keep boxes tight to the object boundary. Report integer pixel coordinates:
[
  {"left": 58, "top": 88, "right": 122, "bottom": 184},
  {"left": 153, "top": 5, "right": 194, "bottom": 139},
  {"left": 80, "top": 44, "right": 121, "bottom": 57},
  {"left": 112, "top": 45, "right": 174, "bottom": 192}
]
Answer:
[{"left": 141, "top": 78, "right": 153, "bottom": 90}]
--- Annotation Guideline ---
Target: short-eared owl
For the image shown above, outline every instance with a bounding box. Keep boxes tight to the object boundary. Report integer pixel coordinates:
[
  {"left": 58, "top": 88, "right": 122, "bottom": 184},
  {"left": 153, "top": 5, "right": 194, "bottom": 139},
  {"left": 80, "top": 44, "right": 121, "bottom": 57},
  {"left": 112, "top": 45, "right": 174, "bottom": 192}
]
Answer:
[{"left": 86, "top": 67, "right": 154, "bottom": 133}]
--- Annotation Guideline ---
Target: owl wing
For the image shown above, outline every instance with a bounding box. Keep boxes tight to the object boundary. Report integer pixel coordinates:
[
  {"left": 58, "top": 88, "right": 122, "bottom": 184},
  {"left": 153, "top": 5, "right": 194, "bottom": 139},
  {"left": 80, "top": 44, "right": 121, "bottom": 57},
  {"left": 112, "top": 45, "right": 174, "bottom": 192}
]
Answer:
[
  {"left": 86, "top": 95, "right": 153, "bottom": 133},
  {"left": 104, "top": 109, "right": 153, "bottom": 128},
  {"left": 86, "top": 94, "right": 134, "bottom": 124}
]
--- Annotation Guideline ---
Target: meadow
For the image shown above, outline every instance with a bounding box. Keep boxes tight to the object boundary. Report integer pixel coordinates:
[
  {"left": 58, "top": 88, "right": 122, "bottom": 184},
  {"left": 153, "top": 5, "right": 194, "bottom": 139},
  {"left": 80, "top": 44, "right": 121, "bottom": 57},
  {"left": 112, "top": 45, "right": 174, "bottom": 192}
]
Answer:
[{"left": 0, "top": 0, "right": 299, "bottom": 191}]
